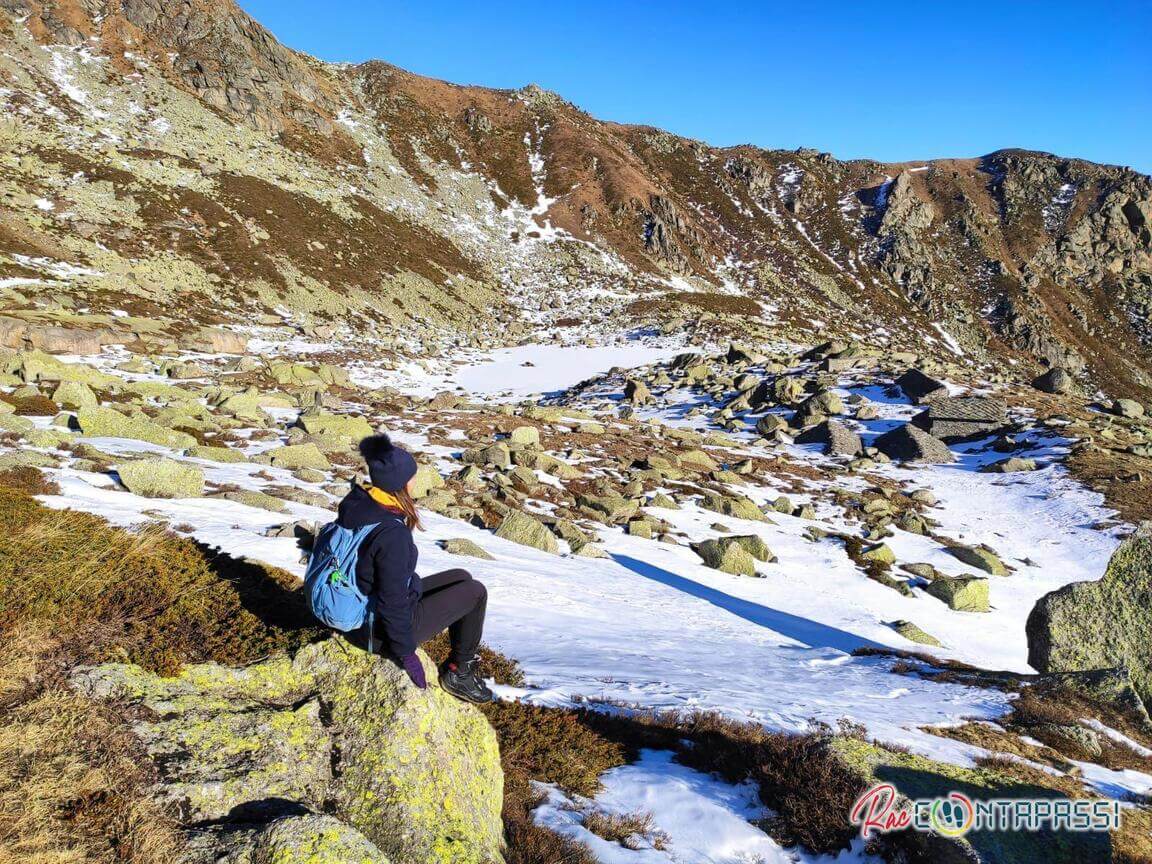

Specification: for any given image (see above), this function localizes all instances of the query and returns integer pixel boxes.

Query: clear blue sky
[238,0,1151,175]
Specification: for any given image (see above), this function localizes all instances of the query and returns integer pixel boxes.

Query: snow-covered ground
[534,749,877,863]
[350,338,691,399]
[22,339,1150,861]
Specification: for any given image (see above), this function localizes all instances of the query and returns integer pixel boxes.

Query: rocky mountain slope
[1,0,1150,397]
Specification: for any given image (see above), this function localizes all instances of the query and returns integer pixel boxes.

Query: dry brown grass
[0,393,59,416]
[581,809,667,850]
[0,485,323,674]
[0,624,182,864]
[0,466,59,496]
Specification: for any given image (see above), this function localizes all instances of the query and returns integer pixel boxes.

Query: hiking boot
[438,658,494,704]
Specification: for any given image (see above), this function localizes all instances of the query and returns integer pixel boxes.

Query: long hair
[392,485,423,531]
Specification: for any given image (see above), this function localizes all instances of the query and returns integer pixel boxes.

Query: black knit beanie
[358,434,418,491]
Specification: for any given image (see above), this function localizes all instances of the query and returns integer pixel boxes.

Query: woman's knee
[467,578,487,604]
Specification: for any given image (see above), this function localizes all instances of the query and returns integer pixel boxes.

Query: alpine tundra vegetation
[0,1,1150,863]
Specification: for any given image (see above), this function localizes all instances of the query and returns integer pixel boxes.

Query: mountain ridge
[1,0,1150,397]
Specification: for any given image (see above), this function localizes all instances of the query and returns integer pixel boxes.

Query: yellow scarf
[367,485,403,510]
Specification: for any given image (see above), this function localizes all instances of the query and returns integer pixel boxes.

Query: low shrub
[0,624,182,864]
[0,485,324,674]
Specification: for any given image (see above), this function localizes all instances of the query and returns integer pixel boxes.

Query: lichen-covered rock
[980,457,1038,473]
[297,412,374,441]
[692,537,759,576]
[1032,367,1073,394]
[924,574,989,612]
[624,378,652,405]
[51,380,98,409]
[494,510,558,553]
[442,537,495,560]
[247,814,392,864]
[0,449,59,469]
[117,458,205,498]
[0,413,34,433]
[889,620,941,646]
[700,492,768,522]
[409,463,445,499]
[677,449,718,472]
[947,544,1008,576]
[860,543,896,565]
[215,389,272,424]
[577,493,640,523]
[269,362,326,387]
[795,420,863,457]
[262,443,331,471]
[9,350,118,387]
[214,489,290,513]
[508,425,540,446]
[72,639,504,864]
[77,406,198,449]
[873,423,953,463]
[186,444,250,463]
[1027,527,1152,708]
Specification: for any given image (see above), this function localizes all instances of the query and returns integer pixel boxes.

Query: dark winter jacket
[336,484,421,656]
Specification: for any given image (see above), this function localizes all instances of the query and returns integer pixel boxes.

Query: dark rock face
[1032,367,1074,394]
[895,369,948,403]
[912,396,1008,442]
[1026,526,1152,710]
[873,423,954,463]
[795,420,863,457]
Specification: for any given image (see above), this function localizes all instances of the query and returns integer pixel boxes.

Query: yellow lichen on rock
[72,638,505,864]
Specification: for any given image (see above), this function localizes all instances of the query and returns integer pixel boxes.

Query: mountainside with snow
[2,0,1151,398]
[3,3,1152,864]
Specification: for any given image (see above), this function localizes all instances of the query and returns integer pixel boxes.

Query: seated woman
[336,434,492,704]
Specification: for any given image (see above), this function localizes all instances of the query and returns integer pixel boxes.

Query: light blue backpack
[305,521,382,651]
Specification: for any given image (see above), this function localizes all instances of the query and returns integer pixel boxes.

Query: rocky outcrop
[1027,526,1152,708]
[873,423,953,463]
[72,638,505,864]
[5,0,338,132]
[912,396,1008,442]
[117,457,205,498]
[184,813,391,864]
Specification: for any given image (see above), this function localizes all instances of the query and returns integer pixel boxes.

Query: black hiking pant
[411,569,487,664]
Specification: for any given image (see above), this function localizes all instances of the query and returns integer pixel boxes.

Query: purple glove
[400,653,427,689]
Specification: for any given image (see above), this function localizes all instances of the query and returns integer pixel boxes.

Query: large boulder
[873,423,953,463]
[51,380,98,409]
[947,543,1009,576]
[77,406,198,449]
[624,378,652,405]
[913,396,1008,442]
[895,368,947,403]
[494,510,558,553]
[1032,367,1073,395]
[297,412,375,442]
[691,536,769,575]
[117,458,205,498]
[924,574,989,612]
[179,326,249,354]
[409,463,446,499]
[190,814,391,864]
[1027,527,1152,708]
[8,350,118,387]
[795,420,863,457]
[72,639,504,864]
[261,443,331,471]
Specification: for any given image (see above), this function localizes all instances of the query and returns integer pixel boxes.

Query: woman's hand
[399,653,427,689]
